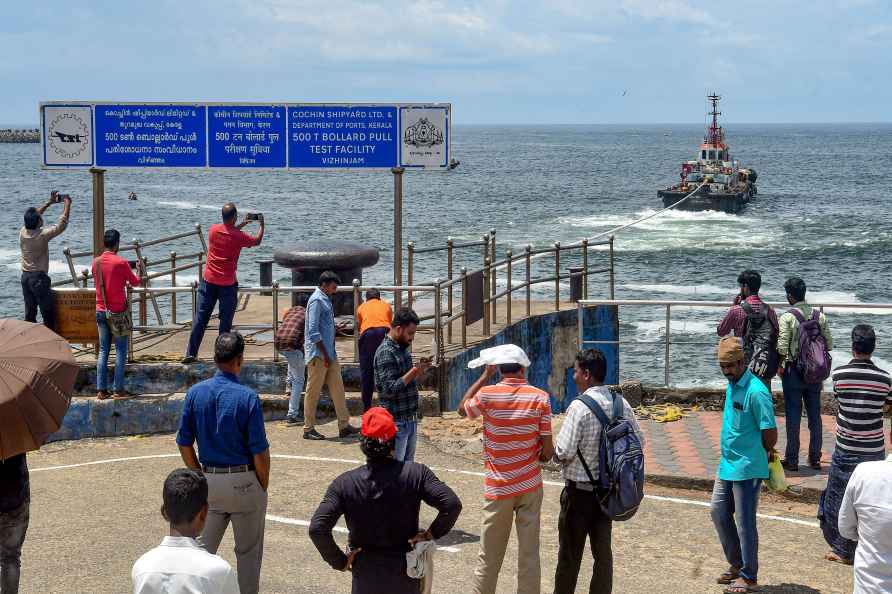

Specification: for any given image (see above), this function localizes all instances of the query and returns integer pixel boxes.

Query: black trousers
[358,327,388,411]
[21,271,55,329]
[553,485,613,594]
[351,550,420,594]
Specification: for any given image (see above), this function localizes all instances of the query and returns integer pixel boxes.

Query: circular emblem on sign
[47,112,91,160]
[404,118,444,148]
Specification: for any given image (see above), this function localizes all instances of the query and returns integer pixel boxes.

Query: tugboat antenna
[707,93,722,145]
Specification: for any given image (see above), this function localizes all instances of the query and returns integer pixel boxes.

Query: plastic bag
[767,452,788,492]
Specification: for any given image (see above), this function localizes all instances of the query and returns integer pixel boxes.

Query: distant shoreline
[0,128,39,143]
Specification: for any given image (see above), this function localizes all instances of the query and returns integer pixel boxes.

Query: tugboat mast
[706,93,722,145]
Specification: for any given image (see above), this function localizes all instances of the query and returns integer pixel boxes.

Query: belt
[566,479,595,492]
[202,464,255,474]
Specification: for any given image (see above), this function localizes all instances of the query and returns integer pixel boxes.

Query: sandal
[97,390,111,400]
[824,551,853,565]
[723,578,760,593]
[717,570,740,585]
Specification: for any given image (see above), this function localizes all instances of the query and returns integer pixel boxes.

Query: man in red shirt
[92,229,142,399]
[183,203,264,363]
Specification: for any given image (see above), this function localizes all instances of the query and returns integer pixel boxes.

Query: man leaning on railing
[182,202,264,364]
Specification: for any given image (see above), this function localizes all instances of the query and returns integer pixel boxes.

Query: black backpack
[741,301,778,379]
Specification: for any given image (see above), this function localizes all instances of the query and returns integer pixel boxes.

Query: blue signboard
[208,105,286,168]
[94,104,207,167]
[287,105,398,168]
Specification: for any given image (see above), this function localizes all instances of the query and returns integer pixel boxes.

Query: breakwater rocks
[0,129,39,143]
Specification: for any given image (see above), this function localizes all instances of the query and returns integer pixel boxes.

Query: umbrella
[0,319,77,460]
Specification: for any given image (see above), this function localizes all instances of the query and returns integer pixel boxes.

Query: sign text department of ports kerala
[39,102,451,170]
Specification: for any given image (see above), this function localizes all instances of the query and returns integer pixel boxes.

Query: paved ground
[22,419,852,593]
[637,412,875,493]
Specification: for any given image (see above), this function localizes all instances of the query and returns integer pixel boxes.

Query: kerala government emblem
[403,118,444,148]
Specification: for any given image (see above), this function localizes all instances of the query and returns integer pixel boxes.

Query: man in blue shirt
[176,332,271,594]
[711,336,778,594]
[303,271,359,441]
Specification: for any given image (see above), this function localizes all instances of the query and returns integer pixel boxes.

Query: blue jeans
[710,477,762,582]
[186,280,238,358]
[394,420,418,462]
[781,364,823,464]
[819,448,885,559]
[282,349,306,418]
[96,312,129,392]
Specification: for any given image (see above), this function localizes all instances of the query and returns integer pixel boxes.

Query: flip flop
[717,571,740,585]
[723,580,761,593]
[96,391,111,400]
[824,552,853,565]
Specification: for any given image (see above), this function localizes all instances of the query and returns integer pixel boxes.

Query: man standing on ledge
[356,288,393,411]
[182,202,263,364]
[20,191,71,329]
[374,307,430,461]
[712,336,777,594]
[176,332,271,594]
[303,271,360,440]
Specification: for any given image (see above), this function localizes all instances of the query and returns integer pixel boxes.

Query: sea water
[3,123,892,387]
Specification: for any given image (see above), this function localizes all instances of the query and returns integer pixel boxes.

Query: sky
[3,0,891,124]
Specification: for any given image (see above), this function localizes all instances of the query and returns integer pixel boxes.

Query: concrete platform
[22,419,853,593]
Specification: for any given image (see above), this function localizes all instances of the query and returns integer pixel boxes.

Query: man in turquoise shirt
[711,336,778,594]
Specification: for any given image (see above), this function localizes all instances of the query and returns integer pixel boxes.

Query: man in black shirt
[0,454,29,594]
[309,407,462,594]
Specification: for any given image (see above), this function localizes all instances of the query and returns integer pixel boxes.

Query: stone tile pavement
[639,412,842,493]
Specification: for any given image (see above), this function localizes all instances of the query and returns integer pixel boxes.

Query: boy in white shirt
[133,469,239,594]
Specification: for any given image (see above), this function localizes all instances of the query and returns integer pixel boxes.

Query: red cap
[361,407,397,441]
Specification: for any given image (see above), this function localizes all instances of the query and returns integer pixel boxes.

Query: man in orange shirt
[355,289,393,411]
[458,344,553,594]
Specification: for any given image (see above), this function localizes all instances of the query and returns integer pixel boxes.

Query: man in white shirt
[552,349,644,594]
[133,468,239,594]
[839,453,892,594]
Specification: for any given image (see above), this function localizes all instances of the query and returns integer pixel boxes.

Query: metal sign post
[90,168,105,257]
[392,166,405,308]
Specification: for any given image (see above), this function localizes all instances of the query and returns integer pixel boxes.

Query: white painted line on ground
[265,514,461,553]
[30,453,820,529]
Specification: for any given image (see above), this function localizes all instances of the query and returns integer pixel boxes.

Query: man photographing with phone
[182,202,264,364]
[20,190,72,329]
[373,308,429,462]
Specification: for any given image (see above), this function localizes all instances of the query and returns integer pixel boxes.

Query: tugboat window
[701,150,707,159]
[709,150,716,160]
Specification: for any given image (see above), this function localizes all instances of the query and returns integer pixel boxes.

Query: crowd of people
[3,197,892,593]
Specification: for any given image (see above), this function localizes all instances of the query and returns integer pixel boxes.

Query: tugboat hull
[658,188,751,214]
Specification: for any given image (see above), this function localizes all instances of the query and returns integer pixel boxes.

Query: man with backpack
[712,336,777,594]
[777,277,833,472]
[551,349,644,594]
[717,270,779,388]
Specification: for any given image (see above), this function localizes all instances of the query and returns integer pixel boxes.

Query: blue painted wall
[443,305,618,413]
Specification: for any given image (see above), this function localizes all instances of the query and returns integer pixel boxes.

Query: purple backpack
[789,308,831,384]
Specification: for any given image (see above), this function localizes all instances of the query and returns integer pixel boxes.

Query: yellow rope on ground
[634,404,700,423]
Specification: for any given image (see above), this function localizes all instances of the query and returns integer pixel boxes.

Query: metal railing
[409,229,616,350]
[55,225,208,327]
[577,298,892,386]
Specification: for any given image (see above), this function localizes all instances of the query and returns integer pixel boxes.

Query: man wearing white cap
[458,344,553,594]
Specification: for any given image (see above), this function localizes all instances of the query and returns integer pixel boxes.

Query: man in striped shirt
[458,344,553,594]
[819,324,892,565]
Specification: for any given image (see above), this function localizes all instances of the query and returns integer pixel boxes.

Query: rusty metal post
[272,281,280,362]
[460,267,468,348]
[195,223,208,254]
[525,244,532,318]
[433,279,442,365]
[554,242,561,311]
[483,257,491,336]
[489,228,497,322]
[63,247,79,286]
[133,240,148,326]
[170,251,177,324]
[90,168,106,258]
[506,249,513,326]
[407,241,414,308]
[447,237,454,344]
[582,239,589,300]
[127,285,134,363]
[609,235,616,300]
[353,279,361,363]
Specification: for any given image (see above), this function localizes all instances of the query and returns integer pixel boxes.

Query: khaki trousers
[472,487,543,594]
[304,357,350,431]
[199,471,268,594]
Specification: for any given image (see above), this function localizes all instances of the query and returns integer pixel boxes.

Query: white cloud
[620,0,714,26]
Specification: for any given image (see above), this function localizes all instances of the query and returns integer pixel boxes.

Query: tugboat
[658,94,757,213]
